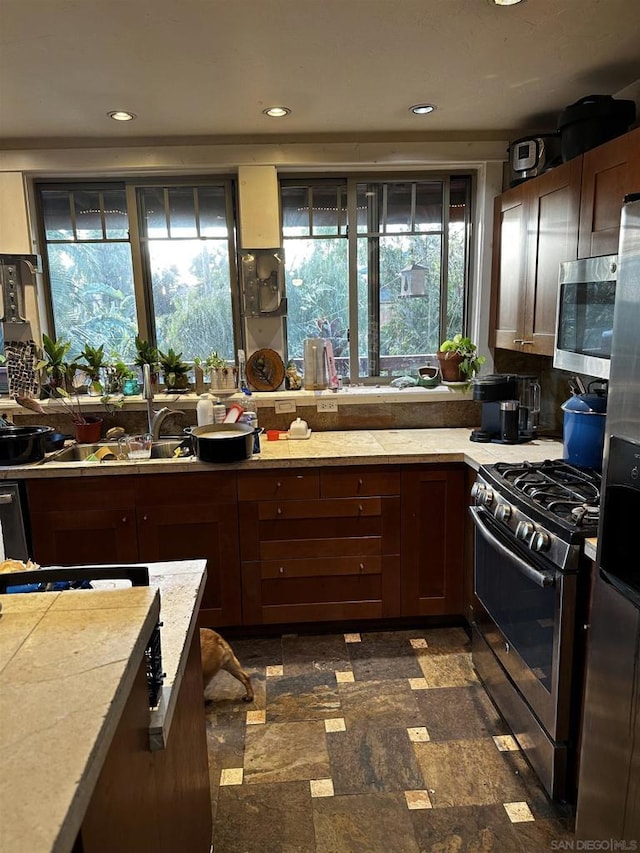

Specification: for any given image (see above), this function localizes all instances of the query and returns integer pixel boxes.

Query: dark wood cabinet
[491,157,582,356]
[578,126,640,258]
[27,472,242,627]
[78,628,212,853]
[135,474,241,627]
[238,467,402,624]
[27,461,468,627]
[401,465,466,617]
[27,477,139,565]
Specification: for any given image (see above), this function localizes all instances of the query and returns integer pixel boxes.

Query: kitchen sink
[47,438,188,463]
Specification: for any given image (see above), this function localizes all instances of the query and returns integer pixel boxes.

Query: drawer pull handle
[359,562,365,571]
[122,516,127,523]
[142,515,148,522]
[358,504,363,513]
[358,479,364,487]
[513,338,524,345]
[279,566,284,574]
[277,507,282,515]
[521,340,534,346]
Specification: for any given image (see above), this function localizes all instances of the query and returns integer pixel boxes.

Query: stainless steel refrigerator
[576,193,640,842]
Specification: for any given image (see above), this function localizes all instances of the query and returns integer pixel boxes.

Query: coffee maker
[470,374,540,444]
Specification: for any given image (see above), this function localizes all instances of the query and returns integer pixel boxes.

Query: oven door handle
[470,506,556,589]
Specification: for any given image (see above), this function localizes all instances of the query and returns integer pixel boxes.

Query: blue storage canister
[561,393,607,471]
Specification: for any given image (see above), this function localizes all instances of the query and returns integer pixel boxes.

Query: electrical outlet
[275,399,296,414]
[317,398,338,413]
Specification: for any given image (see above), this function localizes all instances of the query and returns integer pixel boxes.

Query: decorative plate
[245,348,286,392]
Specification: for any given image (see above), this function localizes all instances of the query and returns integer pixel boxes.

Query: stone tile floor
[205,627,575,853]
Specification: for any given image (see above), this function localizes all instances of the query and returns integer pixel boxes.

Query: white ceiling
[1,0,639,146]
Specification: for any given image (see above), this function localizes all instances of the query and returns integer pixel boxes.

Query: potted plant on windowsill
[437,334,485,383]
[78,344,107,396]
[205,351,237,392]
[134,336,160,392]
[37,334,73,398]
[159,347,190,392]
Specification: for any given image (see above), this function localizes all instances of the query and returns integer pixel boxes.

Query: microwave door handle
[469,506,556,589]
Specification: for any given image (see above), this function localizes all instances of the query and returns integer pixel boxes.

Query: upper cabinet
[491,157,582,356]
[578,126,640,258]
[491,126,640,354]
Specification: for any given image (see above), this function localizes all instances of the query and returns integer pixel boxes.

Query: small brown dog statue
[200,628,254,702]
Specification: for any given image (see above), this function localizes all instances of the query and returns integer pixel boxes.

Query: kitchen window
[36,180,239,362]
[281,175,472,380]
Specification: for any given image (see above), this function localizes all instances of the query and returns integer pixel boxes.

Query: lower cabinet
[27,473,242,627]
[77,628,212,853]
[400,465,466,617]
[238,467,402,624]
[26,461,467,627]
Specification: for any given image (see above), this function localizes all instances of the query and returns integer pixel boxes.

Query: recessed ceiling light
[410,104,436,115]
[107,110,136,121]
[489,0,525,6]
[262,106,291,118]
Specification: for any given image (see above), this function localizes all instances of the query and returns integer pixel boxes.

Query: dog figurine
[200,628,254,702]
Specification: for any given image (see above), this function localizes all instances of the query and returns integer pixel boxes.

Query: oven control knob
[495,503,512,522]
[480,487,494,506]
[470,482,484,501]
[531,530,551,552]
[516,520,534,541]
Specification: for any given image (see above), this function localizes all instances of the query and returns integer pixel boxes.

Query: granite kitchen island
[0,559,212,853]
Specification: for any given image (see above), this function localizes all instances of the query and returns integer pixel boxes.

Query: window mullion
[69,191,78,241]
[127,183,154,344]
[440,178,450,345]
[347,180,360,382]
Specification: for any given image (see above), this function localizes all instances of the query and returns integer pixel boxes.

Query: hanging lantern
[399,262,427,297]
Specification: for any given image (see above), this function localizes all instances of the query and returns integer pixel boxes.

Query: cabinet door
[401,466,465,616]
[491,160,581,355]
[523,157,582,355]
[27,477,138,565]
[490,188,527,350]
[579,127,640,258]
[135,474,241,627]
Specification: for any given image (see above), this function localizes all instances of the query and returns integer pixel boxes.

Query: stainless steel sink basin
[47,439,187,463]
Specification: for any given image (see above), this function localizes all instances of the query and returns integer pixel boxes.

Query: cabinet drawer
[237,470,319,501]
[258,496,381,520]
[261,535,382,561]
[27,476,135,512]
[320,467,401,497]
[260,555,382,579]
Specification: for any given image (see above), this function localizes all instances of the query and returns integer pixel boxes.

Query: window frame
[280,171,474,383]
[34,176,241,360]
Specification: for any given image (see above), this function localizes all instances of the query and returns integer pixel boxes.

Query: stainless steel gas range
[470,460,600,803]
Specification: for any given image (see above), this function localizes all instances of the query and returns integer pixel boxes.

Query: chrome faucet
[142,363,183,441]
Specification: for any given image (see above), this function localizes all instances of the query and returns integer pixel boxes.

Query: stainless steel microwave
[554,254,617,379]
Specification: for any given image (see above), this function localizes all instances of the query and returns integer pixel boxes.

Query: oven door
[470,506,577,741]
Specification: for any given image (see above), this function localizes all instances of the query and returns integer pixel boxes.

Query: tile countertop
[1,428,566,478]
[0,558,207,853]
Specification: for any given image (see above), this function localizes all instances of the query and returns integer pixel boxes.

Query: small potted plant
[78,344,107,396]
[134,336,160,391]
[111,358,138,395]
[205,351,237,392]
[437,334,485,383]
[159,347,190,391]
[37,334,73,397]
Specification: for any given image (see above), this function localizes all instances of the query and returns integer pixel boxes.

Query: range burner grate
[492,460,601,527]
